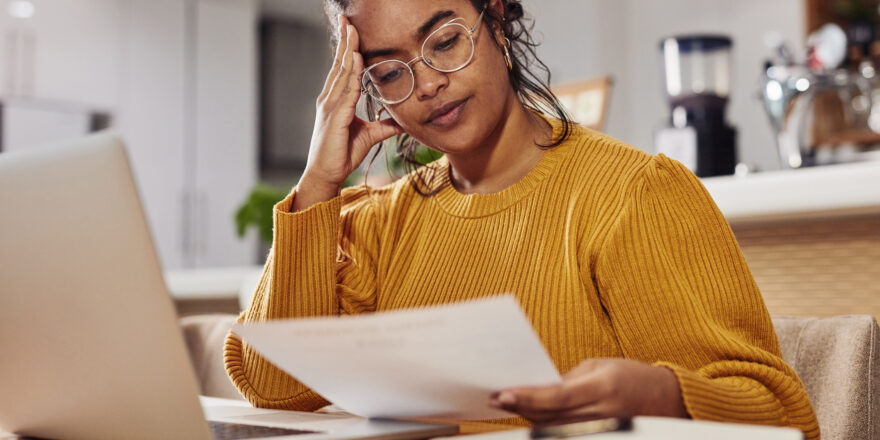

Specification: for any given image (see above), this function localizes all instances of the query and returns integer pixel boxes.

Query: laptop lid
[0,132,213,440]
[0,132,460,440]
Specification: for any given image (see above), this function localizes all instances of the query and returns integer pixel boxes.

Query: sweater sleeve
[593,154,820,439]
[224,185,386,409]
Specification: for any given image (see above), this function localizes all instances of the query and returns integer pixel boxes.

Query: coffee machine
[655,35,738,177]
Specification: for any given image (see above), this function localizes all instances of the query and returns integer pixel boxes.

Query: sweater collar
[430,115,569,218]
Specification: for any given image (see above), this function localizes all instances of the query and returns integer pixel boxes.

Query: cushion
[179,314,243,400]
[773,315,880,440]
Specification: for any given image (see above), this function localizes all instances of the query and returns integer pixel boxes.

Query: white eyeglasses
[361,9,486,105]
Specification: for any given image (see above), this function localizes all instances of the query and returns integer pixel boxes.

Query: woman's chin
[423,139,478,157]
[423,128,487,157]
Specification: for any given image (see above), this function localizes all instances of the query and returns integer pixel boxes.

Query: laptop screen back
[0,132,212,440]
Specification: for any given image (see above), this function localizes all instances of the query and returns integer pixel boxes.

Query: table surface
[1,411,805,440]
[434,416,805,439]
[196,397,803,440]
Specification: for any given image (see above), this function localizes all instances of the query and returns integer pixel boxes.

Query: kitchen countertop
[701,160,880,224]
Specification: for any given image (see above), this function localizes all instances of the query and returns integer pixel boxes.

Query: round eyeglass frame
[360,8,486,105]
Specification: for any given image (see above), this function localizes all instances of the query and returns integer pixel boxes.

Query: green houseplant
[235,143,442,245]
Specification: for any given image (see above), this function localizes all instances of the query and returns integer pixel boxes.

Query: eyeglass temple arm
[470,8,486,36]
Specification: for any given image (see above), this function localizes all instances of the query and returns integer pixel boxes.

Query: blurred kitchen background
[0,0,877,318]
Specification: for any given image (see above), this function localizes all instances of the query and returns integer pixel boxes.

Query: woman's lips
[426,98,469,128]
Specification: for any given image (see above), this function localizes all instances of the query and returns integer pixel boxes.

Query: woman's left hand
[489,358,689,423]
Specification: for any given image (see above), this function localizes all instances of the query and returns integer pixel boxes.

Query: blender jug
[656,35,738,177]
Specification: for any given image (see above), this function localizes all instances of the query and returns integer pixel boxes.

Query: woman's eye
[377,68,403,84]
[434,34,460,52]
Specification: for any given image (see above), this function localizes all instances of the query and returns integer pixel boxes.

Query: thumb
[356,117,406,151]
[349,117,406,163]
[370,117,406,142]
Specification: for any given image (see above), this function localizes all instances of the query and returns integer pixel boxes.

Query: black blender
[655,35,738,177]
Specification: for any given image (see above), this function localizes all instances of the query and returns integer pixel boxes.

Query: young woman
[225,0,820,437]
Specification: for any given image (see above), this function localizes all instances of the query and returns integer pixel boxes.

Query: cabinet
[119,0,258,270]
[191,0,259,268]
[0,0,258,270]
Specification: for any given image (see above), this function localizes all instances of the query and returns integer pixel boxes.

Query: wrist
[655,365,689,419]
[291,173,343,213]
[299,172,343,196]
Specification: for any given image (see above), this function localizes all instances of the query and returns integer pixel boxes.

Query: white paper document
[232,295,562,420]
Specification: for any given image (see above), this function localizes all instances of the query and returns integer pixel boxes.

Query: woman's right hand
[294,15,405,212]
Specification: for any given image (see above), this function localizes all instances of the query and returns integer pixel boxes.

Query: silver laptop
[0,132,458,440]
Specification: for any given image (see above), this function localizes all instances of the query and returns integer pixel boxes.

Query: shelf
[701,160,880,224]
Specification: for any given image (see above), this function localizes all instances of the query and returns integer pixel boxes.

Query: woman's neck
[445,97,553,195]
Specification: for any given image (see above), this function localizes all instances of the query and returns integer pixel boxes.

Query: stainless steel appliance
[759,24,880,169]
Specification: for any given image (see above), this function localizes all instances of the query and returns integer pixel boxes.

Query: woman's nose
[412,60,448,101]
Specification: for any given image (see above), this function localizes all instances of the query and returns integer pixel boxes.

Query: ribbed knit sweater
[224,122,820,439]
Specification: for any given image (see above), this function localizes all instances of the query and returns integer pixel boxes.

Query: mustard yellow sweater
[225,122,819,439]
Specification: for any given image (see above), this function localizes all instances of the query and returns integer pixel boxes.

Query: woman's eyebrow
[415,10,455,40]
[361,10,456,65]
[361,48,397,65]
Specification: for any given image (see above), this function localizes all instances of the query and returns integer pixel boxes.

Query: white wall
[0,0,122,107]
[527,0,805,172]
[521,0,631,143]
[1,0,259,270]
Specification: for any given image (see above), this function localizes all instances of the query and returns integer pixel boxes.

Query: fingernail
[498,391,516,405]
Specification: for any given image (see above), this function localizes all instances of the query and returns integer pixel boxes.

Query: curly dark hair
[323,0,574,195]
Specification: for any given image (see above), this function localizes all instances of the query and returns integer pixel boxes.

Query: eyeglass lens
[363,23,474,103]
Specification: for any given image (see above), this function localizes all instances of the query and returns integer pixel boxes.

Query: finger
[342,29,363,106]
[329,16,350,80]
[495,374,605,413]
[515,404,610,424]
[493,385,576,412]
[562,358,603,380]
[347,20,360,54]
[342,51,364,107]
[326,24,356,104]
[319,15,350,102]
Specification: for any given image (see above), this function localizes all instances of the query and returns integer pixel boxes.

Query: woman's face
[347,0,514,155]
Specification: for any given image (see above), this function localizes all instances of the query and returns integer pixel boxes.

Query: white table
[434,416,804,439]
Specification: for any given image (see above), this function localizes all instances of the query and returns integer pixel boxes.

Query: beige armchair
[773,315,879,440]
[180,314,880,439]
[180,314,242,400]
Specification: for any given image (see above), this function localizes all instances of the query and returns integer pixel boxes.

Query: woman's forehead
[349,0,474,51]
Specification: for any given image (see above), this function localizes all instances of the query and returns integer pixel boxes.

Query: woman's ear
[486,0,507,46]
[487,0,505,21]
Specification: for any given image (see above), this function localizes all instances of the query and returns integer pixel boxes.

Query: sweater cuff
[654,361,789,426]
[267,189,345,319]
[225,331,330,410]
[273,188,344,219]
[272,189,344,249]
